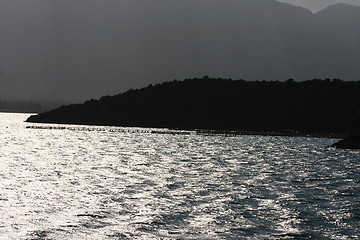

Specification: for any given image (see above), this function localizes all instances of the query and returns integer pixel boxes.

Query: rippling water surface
[0,113,359,239]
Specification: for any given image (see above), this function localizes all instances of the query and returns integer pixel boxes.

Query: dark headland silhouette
[332,135,360,149]
[26,77,360,140]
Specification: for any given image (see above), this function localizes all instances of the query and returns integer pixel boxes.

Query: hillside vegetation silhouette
[26,77,360,135]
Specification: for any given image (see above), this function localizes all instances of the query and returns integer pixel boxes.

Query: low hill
[26,77,360,135]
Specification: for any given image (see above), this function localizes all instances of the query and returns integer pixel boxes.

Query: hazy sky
[0,0,359,102]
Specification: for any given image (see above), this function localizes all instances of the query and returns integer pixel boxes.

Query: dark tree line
[27,77,360,135]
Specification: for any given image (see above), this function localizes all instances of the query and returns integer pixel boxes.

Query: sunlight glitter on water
[0,113,360,239]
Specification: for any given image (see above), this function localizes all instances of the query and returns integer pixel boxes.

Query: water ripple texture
[0,113,359,239]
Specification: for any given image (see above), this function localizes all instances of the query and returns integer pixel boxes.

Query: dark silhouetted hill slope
[26,77,360,135]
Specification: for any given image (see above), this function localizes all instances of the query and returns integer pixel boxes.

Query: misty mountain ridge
[1,0,359,101]
[316,3,360,20]
[277,0,360,12]
[0,99,69,113]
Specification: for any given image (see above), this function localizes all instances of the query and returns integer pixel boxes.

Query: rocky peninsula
[26,77,360,138]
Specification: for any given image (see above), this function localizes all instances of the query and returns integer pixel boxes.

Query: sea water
[0,112,359,239]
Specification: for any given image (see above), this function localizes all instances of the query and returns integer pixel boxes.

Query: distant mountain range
[1,0,360,101]
[278,0,360,12]
[26,77,360,136]
[0,100,67,113]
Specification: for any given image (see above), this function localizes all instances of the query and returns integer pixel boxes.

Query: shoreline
[25,123,345,139]
[194,129,345,139]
